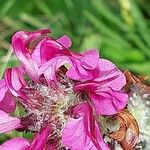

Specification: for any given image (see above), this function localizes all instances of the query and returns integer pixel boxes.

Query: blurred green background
[0,0,150,78]
[0,0,150,144]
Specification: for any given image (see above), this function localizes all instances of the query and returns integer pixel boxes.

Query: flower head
[0,29,128,150]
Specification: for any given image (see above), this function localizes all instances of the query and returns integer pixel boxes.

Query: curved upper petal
[12,35,40,81]
[38,54,94,83]
[62,102,109,150]
[0,138,30,150]
[39,37,66,64]
[0,110,20,133]
[56,35,72,48]
[80,49,99,70]
[12,29,100,83]
[12,29,51,62]
[12,29,51,81]
[12,29,51,54]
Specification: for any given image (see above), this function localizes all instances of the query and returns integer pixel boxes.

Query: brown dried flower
[109,109,139,150]
[124,69,150,93]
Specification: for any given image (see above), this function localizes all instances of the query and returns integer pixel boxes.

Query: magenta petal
[0,79,16,113]
[57,35,72,48]
[28,126,50,150]
[0,79,8,102]
[94,59,126,90]
[0,110,20,133]
[62,102,109,150]
[5,68,26,98]
[38,56,71,82]
[31,37,48,65]
[12,29,50,51]
[66,61,93,81]
[12,36,39,80]
[75,82,98,92]
[12,36,36,67]
[81,49,99,70]
[40,38,64,64]
[109,90,128,110]
[0,92,16,113]
[12,30,50,81]
[66,49,99,81]
[31,29,51,35]
[66,65,84,81]
[63,117,98,150]
[91,89,128,115]
[0,138,30,150]
[74,59,126,91]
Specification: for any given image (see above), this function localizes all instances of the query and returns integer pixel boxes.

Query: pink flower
[0,29,128,149]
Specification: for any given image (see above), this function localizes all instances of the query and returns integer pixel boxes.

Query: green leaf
[130,0,150,47]
[0,0,16,18]
[119,61,150,75]
[84,10,130,48]
[92,0,129,31]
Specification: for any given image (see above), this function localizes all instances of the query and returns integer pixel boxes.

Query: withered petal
[124,70,150,93]
[109,109,139,150]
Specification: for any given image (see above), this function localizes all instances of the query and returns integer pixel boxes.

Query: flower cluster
[0,29,128,150]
